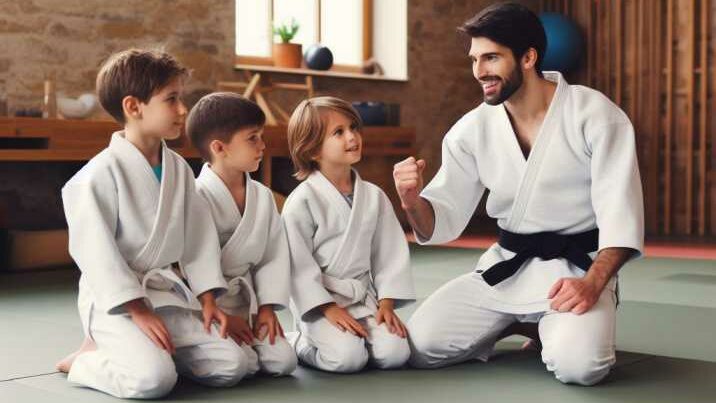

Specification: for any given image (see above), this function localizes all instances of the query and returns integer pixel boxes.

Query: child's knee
[258,339,298,376]
[123,353,177,398]
[371,335,410,369]
[193,342,250,387]
[321,340,369,373]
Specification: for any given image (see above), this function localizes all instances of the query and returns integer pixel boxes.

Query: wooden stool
[218,71,315,126]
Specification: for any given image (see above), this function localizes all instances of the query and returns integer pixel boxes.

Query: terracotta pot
[273,43,303,68]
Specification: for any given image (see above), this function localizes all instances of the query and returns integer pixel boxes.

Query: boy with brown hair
[56,49,249,399]
[282,96,415,373]
[187,92,297,377]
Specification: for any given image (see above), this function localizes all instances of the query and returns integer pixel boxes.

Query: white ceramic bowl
[57,93,98,119]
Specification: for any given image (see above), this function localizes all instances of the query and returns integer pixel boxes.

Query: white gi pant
[407,272,617,386]
[68,299,250,399]
[294,316,411,373]
[230,311,297,377]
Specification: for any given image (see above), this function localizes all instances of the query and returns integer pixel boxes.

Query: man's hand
[375,299,407,338]
[198,291,228,338]
[226,314,255,346]
[548,277,601,315]
[320,303,368,338]
[126,299,176,354]
[253,305,285,345]
[393,157,426,210]
[549,247,634,315]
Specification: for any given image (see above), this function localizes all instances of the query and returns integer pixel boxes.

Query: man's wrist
[584,268,610,291]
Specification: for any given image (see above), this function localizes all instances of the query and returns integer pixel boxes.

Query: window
[235,0,407,80]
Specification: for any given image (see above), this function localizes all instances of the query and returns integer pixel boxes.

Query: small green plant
[273,18,300,43]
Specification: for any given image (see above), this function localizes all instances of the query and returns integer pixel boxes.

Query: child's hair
[287,96,363,180]
[96,48,189,124]
[186,92,266,162]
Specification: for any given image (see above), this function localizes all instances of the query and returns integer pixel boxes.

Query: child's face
[213,125,265,173]
[315,110,362,169]
[135,77,187,140]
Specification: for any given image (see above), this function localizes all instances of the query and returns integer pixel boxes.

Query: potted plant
[272,19,302,68]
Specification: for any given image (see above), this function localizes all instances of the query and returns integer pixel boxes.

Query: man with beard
[393,3,643,385]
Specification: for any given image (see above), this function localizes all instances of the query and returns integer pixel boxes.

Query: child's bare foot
[56,337,96,373]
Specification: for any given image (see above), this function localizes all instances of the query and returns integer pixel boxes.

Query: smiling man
[393,3,644,385]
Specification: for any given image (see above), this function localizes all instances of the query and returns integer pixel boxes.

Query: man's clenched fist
[393,157,426,210]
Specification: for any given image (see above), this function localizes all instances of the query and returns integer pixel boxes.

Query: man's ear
[122,95,142,121]
[521,47,538,71]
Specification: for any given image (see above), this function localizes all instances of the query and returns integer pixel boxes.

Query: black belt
[481,228,599,286]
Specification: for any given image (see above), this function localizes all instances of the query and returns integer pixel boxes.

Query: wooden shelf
[233,64,408,82]
[0,117,416,188]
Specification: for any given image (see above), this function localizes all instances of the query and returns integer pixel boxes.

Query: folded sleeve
[370,190,416,309]
[282,195,334,321]
[420,120,486,245]
[586,120,645,258]
[62,176,145,314]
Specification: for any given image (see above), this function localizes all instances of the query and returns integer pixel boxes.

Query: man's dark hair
[459,2,547,76]
[186,92,266,162]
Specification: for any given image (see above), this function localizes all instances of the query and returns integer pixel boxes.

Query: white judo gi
[62,132,249,399]
[407,72,644,385]
[196,164,297,377]
[283,170,416,373]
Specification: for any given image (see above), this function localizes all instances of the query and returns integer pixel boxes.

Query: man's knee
[543,348,614,386]
[406,320,448,369]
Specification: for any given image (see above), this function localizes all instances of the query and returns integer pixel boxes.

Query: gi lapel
[503,72,567,231]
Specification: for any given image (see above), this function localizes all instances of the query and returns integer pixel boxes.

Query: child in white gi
[283,96,416,373]
[187,92,297,377]
[56,49,249,399]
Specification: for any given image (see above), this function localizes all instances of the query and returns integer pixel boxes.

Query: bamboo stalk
[685,0,695,235]
[664,0,674,234]
[698,0,709,235]
[615,0,623,105]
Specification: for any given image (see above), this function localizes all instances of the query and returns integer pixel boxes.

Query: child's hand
[376,299,408,338]
[198,291,228,338]
[253,305,284,345]
[320,303,368,338]
[126,299,176,354]
[227,314,255,346]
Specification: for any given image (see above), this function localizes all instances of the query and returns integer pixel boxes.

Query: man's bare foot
[56,337,96,373]
[498,322,542,351]
[520,338,542,351]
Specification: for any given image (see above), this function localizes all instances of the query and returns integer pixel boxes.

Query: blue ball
[539,13,584,73]
[304,44,334,70]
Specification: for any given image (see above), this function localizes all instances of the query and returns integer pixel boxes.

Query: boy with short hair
[57,49,249,399]
[187,92,297,377]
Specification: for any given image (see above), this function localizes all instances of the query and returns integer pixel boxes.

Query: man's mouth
[481,81,499,95]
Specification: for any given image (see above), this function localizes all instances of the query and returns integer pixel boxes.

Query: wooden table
[0,117,416,188]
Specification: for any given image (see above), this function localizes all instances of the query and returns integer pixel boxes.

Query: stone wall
[0,0,539,230]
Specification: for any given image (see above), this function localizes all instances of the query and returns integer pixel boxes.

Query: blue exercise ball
[304,44,334,70]
[539,12,584,73]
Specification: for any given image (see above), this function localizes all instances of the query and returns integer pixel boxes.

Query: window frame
[235,0,373,73]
